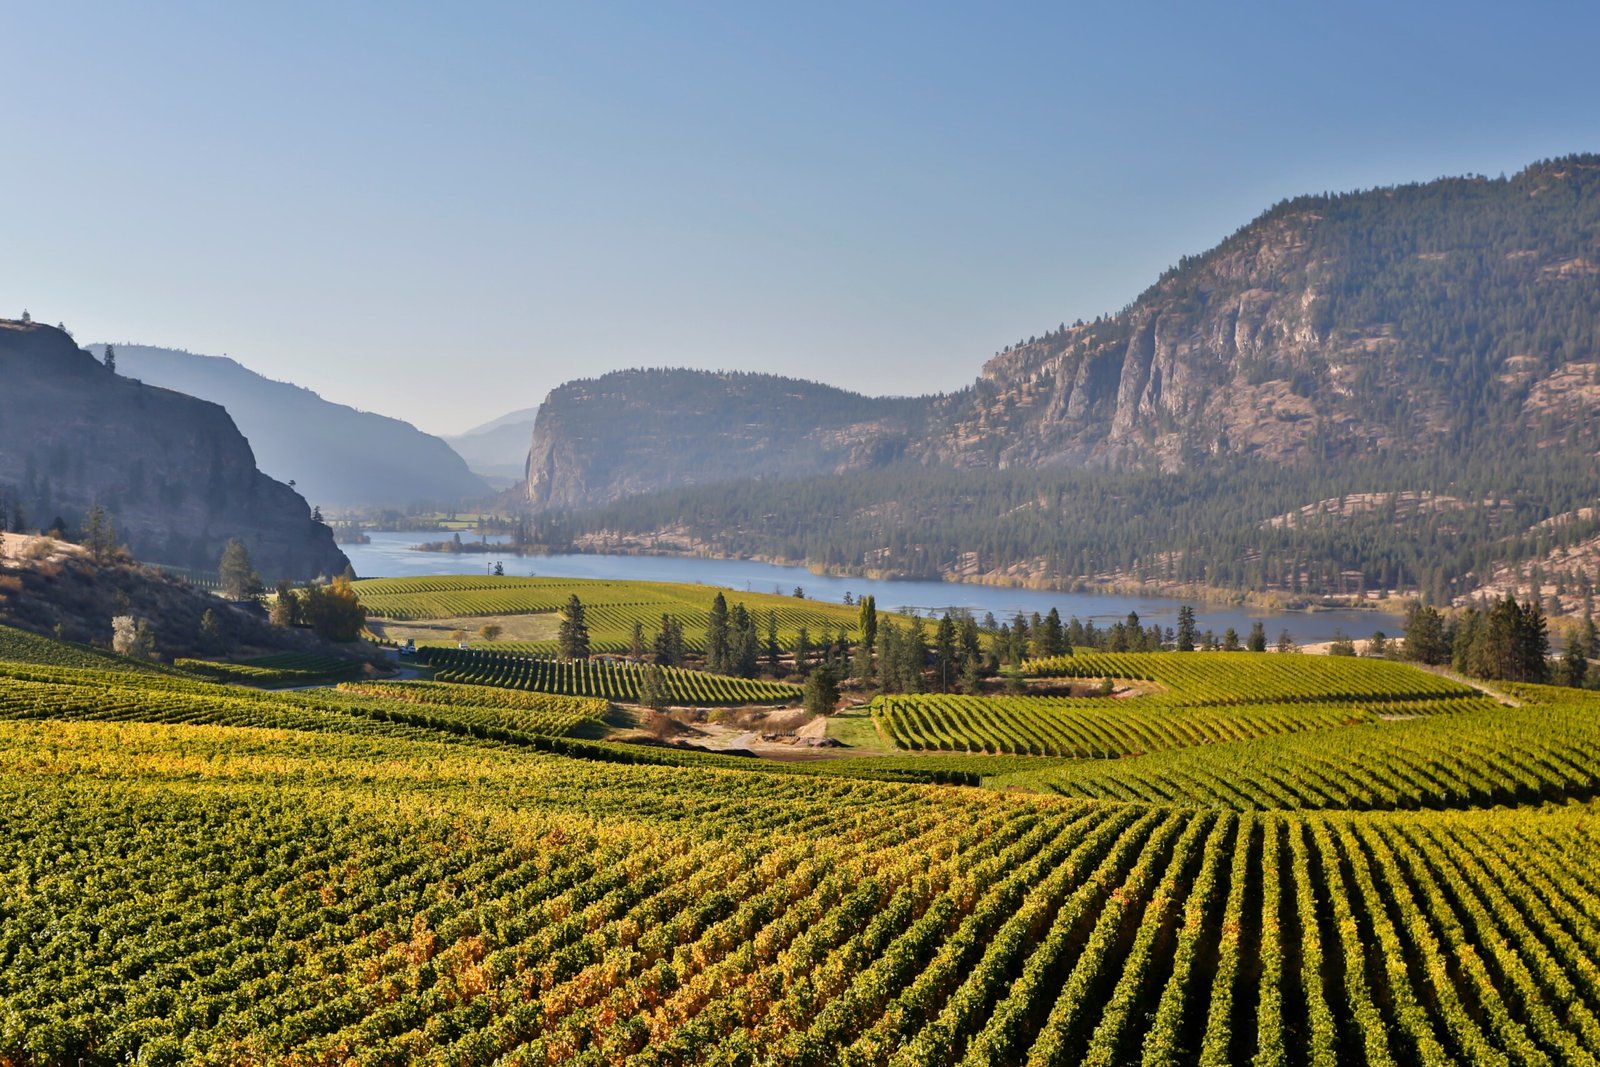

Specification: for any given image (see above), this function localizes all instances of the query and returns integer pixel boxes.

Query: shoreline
[433,538,1411,618]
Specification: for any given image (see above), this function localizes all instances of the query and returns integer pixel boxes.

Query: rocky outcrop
[525,369,935,510]
[0,321,348,580]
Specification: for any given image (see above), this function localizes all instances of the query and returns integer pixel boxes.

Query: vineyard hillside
[3,625,1600,1063]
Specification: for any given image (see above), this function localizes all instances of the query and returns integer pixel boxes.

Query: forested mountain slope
[933,155,1600,470]
[524,156,1600,608]
[95,344,489,509]
[525,369,936,509]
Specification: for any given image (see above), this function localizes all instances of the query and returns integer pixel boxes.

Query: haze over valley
[4,5,1600,1064]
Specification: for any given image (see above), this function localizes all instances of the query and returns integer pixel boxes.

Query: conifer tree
[557,594,590,661]
[1171,604,1196,655]
[706,593,730,673]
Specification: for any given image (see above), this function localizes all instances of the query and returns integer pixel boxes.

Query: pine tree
[706,593,730,674]
[1247,621,1267,653]
[637,664,670,711]
[218,539,263,600]
[1403,603,1448,665]
[766,611,780,672]
[103,344,116,373]
[802,666,840,716]
[1038,608,1064,657]
[934,612,958,692]
[1559,640,1588,689]
[557,595,590,661]
[198,608,222,652]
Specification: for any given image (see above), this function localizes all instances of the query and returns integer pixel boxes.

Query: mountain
[518,156,1600,610]
[444,407,540,485]
[92,344,489,509]
[0,321,348,580]
[524,156,1600,516]
[929,155,1600,471]
[524,369,936,510]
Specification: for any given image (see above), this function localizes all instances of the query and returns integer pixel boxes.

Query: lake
[341,531,1396,644]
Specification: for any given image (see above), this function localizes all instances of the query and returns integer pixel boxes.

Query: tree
[197,608,222,653]
[706,593,730,674]
[729,603,758,677]
[218,539,263,601]
[653,614,685,667]
[1559,640,1589,690]
[1366,631,1389,658]
[301,576,365,641]
[637,663,670,711]
[1402,603,1449,665]
[1246,621,1267,653]
[111,615,155,659]
[80,504,116,562]
[492,561,505,577]
[794,626,811,673]
[103,344,115,373]
[802,666,840,716]
[478,623,503,642]
[1328,630,1357,656]
[858,595,878,660]
[792,586,805,599]
[557,595,590,661]
[630,620,646,660]
[1222,627,1241,652]
[934,612,958,692]
[765,611,780,672]
[1038,608,1065,658]
[269,580,299,627]
[1276,629,1297,653]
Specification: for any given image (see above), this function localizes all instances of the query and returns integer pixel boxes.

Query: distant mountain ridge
[444,407,540,485]
[93,344,489,510]
[524,369,936,510]
[524,155,1600,511]
[0,322,347,580]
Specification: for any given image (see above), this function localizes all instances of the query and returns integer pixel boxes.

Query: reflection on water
[342,531,1395,644]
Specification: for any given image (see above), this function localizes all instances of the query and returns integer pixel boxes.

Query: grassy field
[2,628,1599,1064]
[353,574,872,655]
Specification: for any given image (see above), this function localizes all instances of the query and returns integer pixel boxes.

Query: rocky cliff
[930,157,1600,470]
[521,155,1600,507]
[0,321,349,580]
[525,369,935,510]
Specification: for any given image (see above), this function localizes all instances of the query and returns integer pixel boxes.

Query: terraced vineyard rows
[993,694,1600,810]
[353,575,868,654]
[1022,650,1478,705]
[420,646,802,705]
[173,652,366,687]
[872,691,1495,757]
[2,714,1598,1064]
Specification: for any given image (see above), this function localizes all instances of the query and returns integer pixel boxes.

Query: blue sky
[3,2,1597,435]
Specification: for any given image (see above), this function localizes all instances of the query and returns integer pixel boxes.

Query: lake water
[342,530,1395,644]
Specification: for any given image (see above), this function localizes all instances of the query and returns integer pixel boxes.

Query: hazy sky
[4,2,1597,436]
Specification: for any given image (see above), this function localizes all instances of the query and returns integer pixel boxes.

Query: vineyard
[353,575,870,654]
[3,627,1600,1064]
[872,692,1496,758]
[420,646,803,706]
[874,653,1491,758]
[173,652,367,687]
[1021,650,1480,705]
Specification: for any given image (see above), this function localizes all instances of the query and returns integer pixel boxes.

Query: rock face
[0,322,348,580]
[525,369,935,510]
[95,344,489,509]
[521,156,1600,507]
